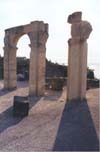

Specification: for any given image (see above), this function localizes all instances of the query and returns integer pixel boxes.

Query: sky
[0,0,100,67]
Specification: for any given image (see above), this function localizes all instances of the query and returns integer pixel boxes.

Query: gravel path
[0,81,99,151]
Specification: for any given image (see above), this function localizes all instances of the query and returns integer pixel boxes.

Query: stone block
[68,12,82,24]
[71,21,92,40]
[13,96,29,117]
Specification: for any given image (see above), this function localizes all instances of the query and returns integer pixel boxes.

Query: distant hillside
[0,56,96,80]
[46,59,67,77]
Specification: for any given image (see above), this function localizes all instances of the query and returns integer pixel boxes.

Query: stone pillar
[67,12,92,101]
[29,44,47,96]
[37,45,46,95]
[4,47,17,90]
[29,22,48,96]
[29,44,39,96]
[37,28,48,96]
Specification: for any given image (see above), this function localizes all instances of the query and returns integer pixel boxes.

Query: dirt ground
[0,81,99,151]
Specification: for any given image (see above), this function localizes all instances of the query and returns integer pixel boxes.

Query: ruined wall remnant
[67,12,92,100]
[4,21,49,96]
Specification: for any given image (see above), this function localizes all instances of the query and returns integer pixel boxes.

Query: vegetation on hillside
[0,56,97,80]
[0,56,99,89]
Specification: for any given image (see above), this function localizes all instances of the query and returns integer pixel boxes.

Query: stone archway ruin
[3,21,49,96]
[3,12,92,100]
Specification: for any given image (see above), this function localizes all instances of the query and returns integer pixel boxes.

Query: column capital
[3,46,18,51]
[29,43,46,50]
[29,43,38,48]
[68,38,86,46]
[68,12,92,41]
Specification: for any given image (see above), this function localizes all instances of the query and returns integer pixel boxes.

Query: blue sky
[0,0,100,66]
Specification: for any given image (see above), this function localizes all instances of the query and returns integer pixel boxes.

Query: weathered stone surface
[67,12,92,100]
[13,96,29,117]
[4,21,49,96]
[71,21,92,40]
[68,12,82,24]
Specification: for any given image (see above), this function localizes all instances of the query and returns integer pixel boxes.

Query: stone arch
[16,34,30,85]
[4,21,49,96]
[17,35,30,59]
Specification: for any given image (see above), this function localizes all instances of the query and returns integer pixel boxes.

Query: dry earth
[0,81,99,151]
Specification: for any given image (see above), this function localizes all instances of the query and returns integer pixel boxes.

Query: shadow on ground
[0,89,14,97]
[53,99,99,151]
[0,81,28,97]
[0,96,41,133]
[0,89,62,134]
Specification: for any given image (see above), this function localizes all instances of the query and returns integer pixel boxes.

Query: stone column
[29,22,48,96]
[29,44,39,96]
[29,35,46,96]
[29,44,46,96]
[67,12,92,101]
[4,47,17,90]
[37,45,46,95]
[37,29,48,96]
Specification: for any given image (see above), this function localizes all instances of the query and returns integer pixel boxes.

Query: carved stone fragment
[68,11,82,24]
[71,21,92,40]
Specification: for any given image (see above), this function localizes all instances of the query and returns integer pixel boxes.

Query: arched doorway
[3,21,48,96]
[17,35,30,88]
